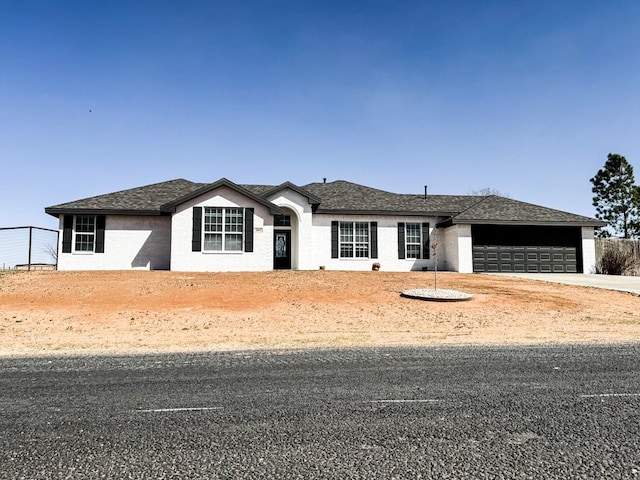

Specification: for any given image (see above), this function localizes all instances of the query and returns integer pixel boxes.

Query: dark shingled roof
[45,179,205,215]
[450,195,603,226]
[45,177,604,226]
[301,180,481,215]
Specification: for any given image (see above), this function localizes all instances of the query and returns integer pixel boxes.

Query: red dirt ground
[1,270,638,356]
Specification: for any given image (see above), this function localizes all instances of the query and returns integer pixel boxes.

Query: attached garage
[472,225,582,273]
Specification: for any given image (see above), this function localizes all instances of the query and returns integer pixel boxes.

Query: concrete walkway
[488,273,640,295]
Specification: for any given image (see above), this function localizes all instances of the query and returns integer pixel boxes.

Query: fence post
[28,226,33,271]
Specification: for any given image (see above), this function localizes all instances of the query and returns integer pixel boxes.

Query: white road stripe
[579,393,640,398]
[138,407,223,413]
[368,399,439,403]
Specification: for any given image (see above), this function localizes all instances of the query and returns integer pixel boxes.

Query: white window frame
[73,215,96,253]
[405,222,422,259]
[339,221,370,258]
[203,207,244,252]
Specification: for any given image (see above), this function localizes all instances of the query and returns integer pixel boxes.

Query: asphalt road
[1,345,639,479]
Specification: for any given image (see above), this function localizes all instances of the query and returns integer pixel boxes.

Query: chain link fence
[0,226,59,271]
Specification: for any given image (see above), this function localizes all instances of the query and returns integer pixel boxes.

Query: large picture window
[74,215,96,252]
[339,221,370,258]
[203,207,244,251]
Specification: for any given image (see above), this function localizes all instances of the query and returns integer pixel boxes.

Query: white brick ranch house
[45,178,605,274]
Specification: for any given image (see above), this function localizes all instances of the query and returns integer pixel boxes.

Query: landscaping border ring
[400,288,473,302]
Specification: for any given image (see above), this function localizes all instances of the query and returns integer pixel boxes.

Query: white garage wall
[57,215,171,271]
[581,227,597,274]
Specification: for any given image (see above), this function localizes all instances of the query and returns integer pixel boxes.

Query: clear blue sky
[1,0,639,230]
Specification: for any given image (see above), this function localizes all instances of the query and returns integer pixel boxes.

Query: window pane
[340,222,353,242]
[75,233,94,252]
[225,208,243,233]
[204,208,222,233]
[74,216,95,252]
[406,223,421,243]
[406,245,421,259]
[405,223,421,259]
[204,233,222,251]
[275,215,291,226]
[340,244,354,258]
[354,222,369,257]
[203,208,244,251]
[339,221,369,258]
[76,215,95,233]
[355,222,369,243]
[225,234,242,251]
[355,244,368,258]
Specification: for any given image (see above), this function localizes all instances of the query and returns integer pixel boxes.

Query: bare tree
[468,187,510,198]
[43,243,58,265]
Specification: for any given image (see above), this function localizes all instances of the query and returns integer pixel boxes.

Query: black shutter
[192,207,202,252]
[370,222,378,259]
[95,215,106,253]
[244,208,254,252]
[62,215,73,253]
[422,222,430,259]
[397,222,405,259]
[331,221,339,258]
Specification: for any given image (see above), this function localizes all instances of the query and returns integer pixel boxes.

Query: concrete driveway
[489,273,640,295]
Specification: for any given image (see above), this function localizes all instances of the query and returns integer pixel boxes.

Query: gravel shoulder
[1,270,639,356]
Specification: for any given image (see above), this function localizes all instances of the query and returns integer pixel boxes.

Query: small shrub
[595,244,637,275]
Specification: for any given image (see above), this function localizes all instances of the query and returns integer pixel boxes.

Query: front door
[274,230,292,270]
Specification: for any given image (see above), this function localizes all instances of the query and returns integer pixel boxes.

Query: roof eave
[450,219,606,227]
[44,208,164,217]
[314,209,460,216]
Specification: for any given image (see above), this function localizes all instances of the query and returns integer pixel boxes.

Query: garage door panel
[472,245,577,273]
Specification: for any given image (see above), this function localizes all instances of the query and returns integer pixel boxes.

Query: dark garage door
[473,245,577,273]
[472,225,582,273]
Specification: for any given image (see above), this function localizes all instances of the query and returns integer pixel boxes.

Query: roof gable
[160,178,282,214]
[262,182,322,205]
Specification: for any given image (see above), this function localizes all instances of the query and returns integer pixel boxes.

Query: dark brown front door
[274,230,292,270]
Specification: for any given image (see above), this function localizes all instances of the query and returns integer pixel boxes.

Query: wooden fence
[595,238,640,275]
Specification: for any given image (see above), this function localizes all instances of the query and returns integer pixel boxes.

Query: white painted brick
[581,227,597,274]
[57,215,171,270]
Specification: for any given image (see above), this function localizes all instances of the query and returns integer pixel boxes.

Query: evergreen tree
[590,153,640,238]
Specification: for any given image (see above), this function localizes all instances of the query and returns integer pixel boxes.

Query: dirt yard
[1,270,639,356]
